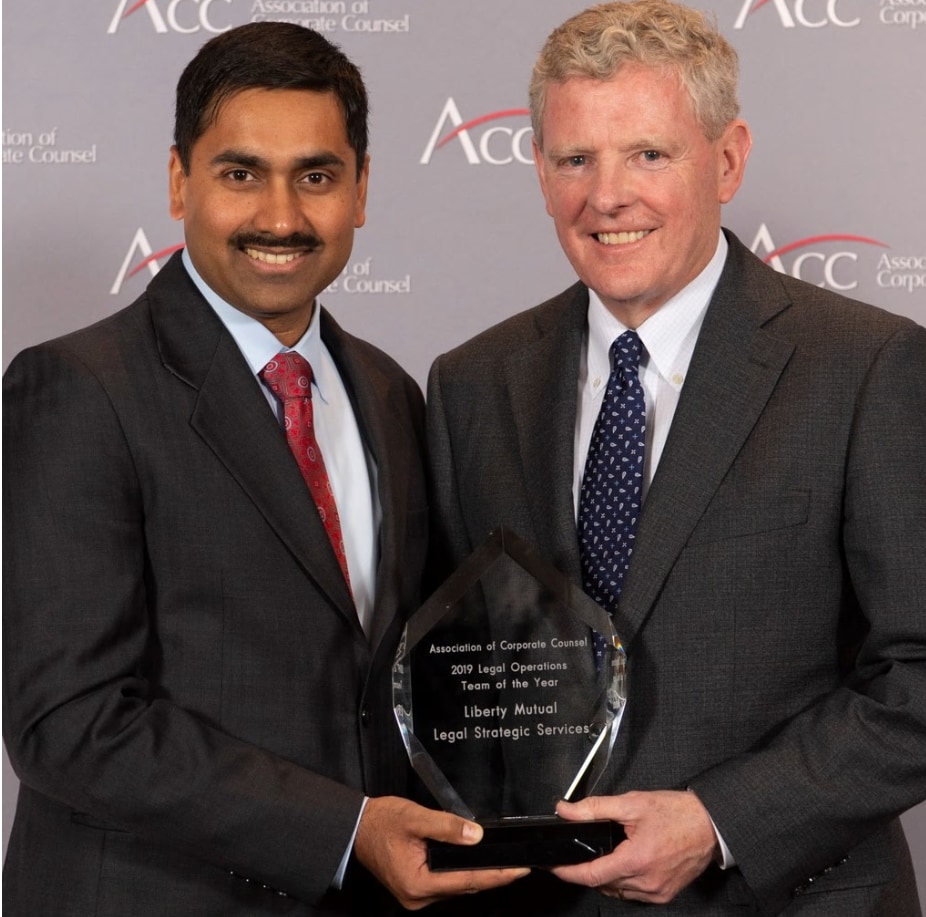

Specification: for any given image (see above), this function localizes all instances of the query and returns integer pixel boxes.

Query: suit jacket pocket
[686,488,810,546]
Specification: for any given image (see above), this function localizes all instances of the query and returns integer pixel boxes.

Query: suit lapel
[504,284,588,577]
[321,310,413,652]
[617,234,795,645]
[148,254,356,624]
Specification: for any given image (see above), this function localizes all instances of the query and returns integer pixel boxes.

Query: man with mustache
[2,22,524,916]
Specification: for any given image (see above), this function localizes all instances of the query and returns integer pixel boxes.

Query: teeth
[596,230,650,245]
[245,248,299,264]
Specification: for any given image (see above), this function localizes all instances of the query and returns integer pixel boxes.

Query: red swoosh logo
[763,234,888,264]
[436,109,530,149]
[123,0,151,16]
[127,244,185,278]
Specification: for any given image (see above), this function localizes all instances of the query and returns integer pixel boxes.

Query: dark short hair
[174,22,368,177]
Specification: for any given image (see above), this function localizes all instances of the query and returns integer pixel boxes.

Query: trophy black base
[427,816,620,870]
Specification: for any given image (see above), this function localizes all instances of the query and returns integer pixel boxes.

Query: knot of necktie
[611,329,643,381]
[260,351,313,401]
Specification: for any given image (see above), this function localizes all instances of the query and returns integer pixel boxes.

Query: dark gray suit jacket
[3,253,428,915]
[426,232,926,916]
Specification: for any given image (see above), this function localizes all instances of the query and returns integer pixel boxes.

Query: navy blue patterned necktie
[578,330,646,666]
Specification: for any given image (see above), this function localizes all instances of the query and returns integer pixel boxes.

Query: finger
[604,885,640,902]
[421,811,484,845]
[401,866,528,909]
[430,867,529,895]
[550,839,633,888]
[554,798,594,821]
[550,859,606,886]
[399,867,529,911]
[556,793,638,825]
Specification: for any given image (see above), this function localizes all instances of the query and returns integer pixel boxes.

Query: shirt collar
[586,230,727,392]
[181,248,328,400]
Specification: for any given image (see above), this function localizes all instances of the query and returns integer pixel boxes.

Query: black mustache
[234,232,322,250]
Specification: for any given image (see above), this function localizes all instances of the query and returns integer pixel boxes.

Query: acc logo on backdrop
[879,0,926,30]
[420,98,533,166]
[733,0,860,28]
[749,223,887,291]
[107,0,233,34]
[111,228,183,295]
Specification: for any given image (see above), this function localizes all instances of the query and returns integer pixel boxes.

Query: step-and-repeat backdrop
[3,1,924,900]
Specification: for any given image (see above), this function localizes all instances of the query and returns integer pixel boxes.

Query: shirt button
[671,373,684,386]
[360,707,371,726]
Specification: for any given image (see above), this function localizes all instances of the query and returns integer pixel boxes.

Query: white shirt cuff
[332,796,369,889]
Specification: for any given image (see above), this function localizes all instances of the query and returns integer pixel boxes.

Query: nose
[254,178,303,236]
[587,158,636,215]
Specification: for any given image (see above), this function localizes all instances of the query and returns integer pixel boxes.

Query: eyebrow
[210,149,347,171]
[547,138,668,158]
[545,145,591,159]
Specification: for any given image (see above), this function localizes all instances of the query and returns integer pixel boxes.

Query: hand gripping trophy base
[428,815,621,870]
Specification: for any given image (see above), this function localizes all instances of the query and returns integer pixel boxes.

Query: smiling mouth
[596,230,651,245]
[244,248,303,265]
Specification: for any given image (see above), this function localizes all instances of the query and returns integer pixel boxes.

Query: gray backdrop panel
[3,1,924,904]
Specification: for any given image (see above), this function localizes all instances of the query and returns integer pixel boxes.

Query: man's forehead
[542,66,699,137]
[205,86,339,121]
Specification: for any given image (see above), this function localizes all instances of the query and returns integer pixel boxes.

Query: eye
[566,155,586,168]
[639,150,665,166]
[227,168,254,182]
[298,170,336,187]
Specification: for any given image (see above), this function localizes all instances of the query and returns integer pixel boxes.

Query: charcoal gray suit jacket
[3,252,428,915]
[426,231,926,916]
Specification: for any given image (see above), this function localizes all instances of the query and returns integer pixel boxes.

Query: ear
[168,146,186,221]
[532,137,555,218]
[354,153,370,229]
[716,120,752,205]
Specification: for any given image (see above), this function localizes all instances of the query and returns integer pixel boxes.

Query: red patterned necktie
[260,351,352,592]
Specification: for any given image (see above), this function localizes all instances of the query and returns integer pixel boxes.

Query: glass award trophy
[393,527,627,870]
